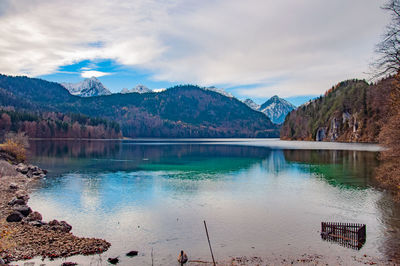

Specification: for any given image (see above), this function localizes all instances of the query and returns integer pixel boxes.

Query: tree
[373,0,400,78]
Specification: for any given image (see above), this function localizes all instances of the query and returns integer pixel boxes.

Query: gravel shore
[0,158,110,264]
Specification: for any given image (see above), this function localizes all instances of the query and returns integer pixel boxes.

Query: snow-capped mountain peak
[61,77,111,97]
[120,84,152,94]
[205,86,233,98]
[243,98,260,110]
[259,95,296,124]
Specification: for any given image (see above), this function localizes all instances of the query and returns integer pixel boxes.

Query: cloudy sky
[0,0,389,104]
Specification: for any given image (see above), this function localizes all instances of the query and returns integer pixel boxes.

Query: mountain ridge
[0,74,279,138]
[61,77,112,97]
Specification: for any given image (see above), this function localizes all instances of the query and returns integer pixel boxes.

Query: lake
[22,139,400,265]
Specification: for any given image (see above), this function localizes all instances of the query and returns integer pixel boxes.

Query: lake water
[22,139,400,265]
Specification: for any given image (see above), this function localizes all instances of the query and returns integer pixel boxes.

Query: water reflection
[26,140,400,264]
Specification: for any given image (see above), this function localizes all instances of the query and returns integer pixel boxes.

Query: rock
[49,219,60,226]
[29,221,43,227]
[126,250,138,257]
[48,220,72,232]
[8,198,26,206]
[6,211,23,222]
[13,205,32,217]
[59,221,72,232]
[32,170,42,176]
[27,211,42,221]
[16,163,29,174]
[108,257,119,264]
[16,190,29,201]
[9,183,18,190]
[26,170,33,178]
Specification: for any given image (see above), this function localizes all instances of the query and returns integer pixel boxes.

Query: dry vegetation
[376,75,400,200]
[0,132,29,163]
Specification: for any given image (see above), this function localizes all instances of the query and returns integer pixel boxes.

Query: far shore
[28,137,384,152]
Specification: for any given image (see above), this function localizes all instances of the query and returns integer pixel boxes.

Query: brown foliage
[0,132,29,163]
[376,75,400,199]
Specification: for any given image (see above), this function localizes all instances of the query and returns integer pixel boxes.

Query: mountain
[61,77,112,97]
[0,74,279,138]
[120,85,152,94]
[280,78,393,142]
[259,96,296,124]
[243,99,260,110]
[205,86,233,98]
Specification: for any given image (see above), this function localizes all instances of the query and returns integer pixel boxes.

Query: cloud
[0,0,389,97]
[81,70,111,78]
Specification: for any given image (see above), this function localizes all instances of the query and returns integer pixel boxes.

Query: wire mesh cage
[321,222,366,249]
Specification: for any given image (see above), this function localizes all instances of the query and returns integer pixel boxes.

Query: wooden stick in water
[151,247,154,266]
[203,220,216,266]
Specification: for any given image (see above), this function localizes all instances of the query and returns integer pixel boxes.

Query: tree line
[0,109,122,139]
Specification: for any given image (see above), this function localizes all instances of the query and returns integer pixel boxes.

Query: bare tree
[373,0,400,78]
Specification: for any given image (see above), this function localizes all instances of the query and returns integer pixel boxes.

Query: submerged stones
[126,250,138,257]
[108,257,119,264]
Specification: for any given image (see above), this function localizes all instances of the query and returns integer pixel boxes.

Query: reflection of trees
[375,194,400,262]
[28,141,274,175]
[29,140,273,160]
[29,140,121,158]
[283,150,380,188]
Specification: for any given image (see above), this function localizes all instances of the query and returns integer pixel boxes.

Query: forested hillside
[0,74,278,138]
[280,78,393,142]
[0,110,121,139]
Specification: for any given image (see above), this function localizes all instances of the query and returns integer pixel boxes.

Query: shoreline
[0,158,110,264]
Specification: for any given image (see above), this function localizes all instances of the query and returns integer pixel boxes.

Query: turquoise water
[23,139,400,265]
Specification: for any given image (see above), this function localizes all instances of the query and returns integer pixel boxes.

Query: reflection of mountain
[29,142,277,213]
[283,149,379,188]
[29,140,273,175]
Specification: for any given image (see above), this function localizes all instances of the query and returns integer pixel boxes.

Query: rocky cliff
[280,78,393,142]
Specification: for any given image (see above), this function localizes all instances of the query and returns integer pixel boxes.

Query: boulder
[27,211,42,221]
[49,219,60,226]
[13,205,32,217]
[48,220,72,232]
[6,212,23,222]
[59,221,72,232]
[8,198,26,206]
